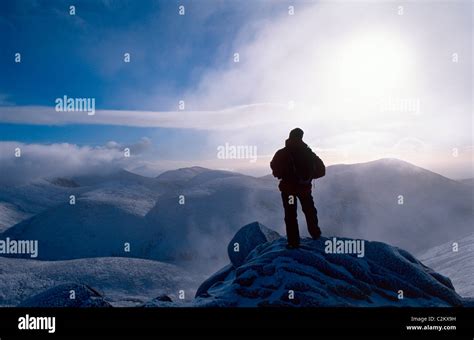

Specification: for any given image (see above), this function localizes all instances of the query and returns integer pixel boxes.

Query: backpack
[288,149,325,184]
[312,154,326,179]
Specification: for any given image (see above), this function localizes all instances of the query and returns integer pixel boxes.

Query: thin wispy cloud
[0,103,306,130]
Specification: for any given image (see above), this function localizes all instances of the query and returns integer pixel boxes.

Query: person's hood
[285,137,308,150]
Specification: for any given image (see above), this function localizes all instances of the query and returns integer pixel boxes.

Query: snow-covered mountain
[0,256,202,307]
[418,233,474,297]
[0,179,79,230]
[314,158,473,253]
[1,158,472,270]
[0,169,163,230]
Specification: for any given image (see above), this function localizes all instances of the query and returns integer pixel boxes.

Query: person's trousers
[281,190,319,246]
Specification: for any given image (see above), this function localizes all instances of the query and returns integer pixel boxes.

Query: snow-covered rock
[18,283,111,307]
[195,226,464,307]
[227,221,280,267]
[195,264,234,298]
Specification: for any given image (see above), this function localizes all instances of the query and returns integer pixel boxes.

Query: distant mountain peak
[338,157,418,169]
[155,166,211,181]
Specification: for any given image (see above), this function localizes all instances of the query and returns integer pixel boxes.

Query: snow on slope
[0,257,202,307]
[72,169,157,188]
[0,169,168,260]
[0,202,31,232]
[71,169,163,216]
[418,233,474,297]
[155,166,210,182]
[81,184,157,217]
[0,179,82,230]
[0,169,163,231]
[194,224,464,307]
[1,200,156,260]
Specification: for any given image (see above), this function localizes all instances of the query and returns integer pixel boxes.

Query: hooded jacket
[270,137,318,193]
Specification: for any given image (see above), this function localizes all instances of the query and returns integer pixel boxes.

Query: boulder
[227,221,280,267]
[198,234,464,307]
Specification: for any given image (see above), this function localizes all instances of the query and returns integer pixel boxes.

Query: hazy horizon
[120,156,474,181]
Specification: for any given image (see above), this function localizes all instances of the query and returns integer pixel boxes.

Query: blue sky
[0,0,284,161]
[0,0,472,179]
[0,0,277,110]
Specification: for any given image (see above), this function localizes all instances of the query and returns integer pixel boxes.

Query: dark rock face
[155,294,173,302]
[49,177,80,188]
[227,221,280,267]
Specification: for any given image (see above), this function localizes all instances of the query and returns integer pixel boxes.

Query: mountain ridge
[1,158,472,266]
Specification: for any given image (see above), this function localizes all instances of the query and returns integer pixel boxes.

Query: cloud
[0,139,152,185]
[0,103,309,130]
[104,137,152,154]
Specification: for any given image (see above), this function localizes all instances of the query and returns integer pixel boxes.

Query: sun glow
[331,33,413,98]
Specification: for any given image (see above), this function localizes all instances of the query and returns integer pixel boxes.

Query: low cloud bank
[0,138,151,185]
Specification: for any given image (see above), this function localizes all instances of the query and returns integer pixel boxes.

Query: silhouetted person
[270,128,325,249]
